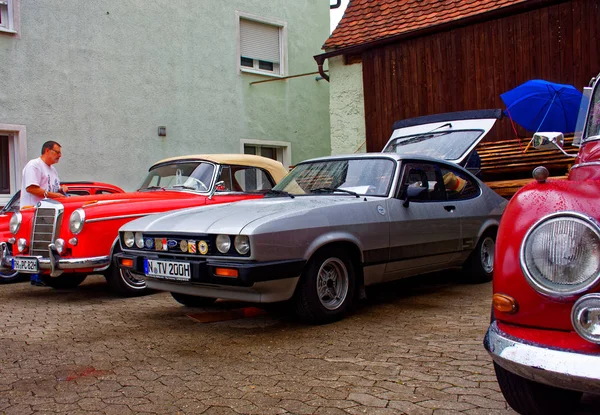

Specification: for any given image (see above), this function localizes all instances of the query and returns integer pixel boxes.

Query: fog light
[17,238,27,253]
[69,237,78,246]
[571,293,600,344]
[54,238,65,254]
[492,293,518,314]
[8,237,16,244]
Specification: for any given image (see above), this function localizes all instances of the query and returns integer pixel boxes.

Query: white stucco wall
[0,1,330,193]
[329,56,366,155]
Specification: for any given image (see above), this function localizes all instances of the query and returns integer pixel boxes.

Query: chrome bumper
[0,242,110,277]
[484,321,600,394]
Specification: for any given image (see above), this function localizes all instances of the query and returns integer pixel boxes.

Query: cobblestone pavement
[1,273,598,415]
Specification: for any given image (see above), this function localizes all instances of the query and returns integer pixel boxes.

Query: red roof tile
[325,0,529,50]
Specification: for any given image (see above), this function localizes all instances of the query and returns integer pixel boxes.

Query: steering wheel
[184,177,209,192]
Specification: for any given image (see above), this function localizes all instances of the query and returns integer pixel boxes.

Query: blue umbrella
[500,79,583,133]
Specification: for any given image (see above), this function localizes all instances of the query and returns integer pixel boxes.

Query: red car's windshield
[138,162,216,192]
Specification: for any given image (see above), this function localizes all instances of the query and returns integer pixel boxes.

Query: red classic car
[0,155,288,295]
[0,181,124,283]
[485,75,600,414]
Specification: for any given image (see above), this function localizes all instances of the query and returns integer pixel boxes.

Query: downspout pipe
[330,0,342,9]
[314,54,330,82]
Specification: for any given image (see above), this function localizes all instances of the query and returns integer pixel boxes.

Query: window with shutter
[238,16,285,76]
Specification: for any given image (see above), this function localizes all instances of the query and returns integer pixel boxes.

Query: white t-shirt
[20,157,61,207]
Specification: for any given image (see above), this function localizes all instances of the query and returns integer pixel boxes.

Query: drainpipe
[314,54,330,82]
[330,0,342,9]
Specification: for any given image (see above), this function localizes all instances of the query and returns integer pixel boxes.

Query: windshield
[272,158,395,197]
[383,130,483,160]
[138,161,216,192]
[584,80,600,141]
[1,191,20,213]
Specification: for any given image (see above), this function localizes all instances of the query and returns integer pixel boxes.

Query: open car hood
[382,109,502,165]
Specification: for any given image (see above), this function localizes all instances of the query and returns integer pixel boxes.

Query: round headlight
[54,238,65,254]
[17,238,27,253]
[135,232,144,249]
[521,212,600,298]
[234,235,250,255]
[69,209,86,235]
[572,293,600,344]
[9,212,22,234]
[123,231,135,248]
[216,235,231,254]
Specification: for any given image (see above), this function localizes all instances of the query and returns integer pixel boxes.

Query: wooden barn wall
[361,0,600,152]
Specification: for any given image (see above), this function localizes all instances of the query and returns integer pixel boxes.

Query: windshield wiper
[265,189,295,199]
[310,187,359,198]
[138,186,165,192]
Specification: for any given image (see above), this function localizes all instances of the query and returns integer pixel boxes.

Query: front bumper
[116,252,306,303]
[0,242,110,277]
[484,321,600,394]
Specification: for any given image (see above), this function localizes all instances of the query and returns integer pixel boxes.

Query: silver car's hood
[121,196,373,235]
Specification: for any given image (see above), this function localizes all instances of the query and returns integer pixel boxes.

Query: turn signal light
[493,293,518,314]
[120,258,134,268]
[215,268,238,278]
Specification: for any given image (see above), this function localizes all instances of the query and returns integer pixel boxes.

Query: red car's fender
[494,178,600,331]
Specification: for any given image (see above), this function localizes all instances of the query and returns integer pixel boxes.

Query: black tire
[0,270,22,284]
[293,248,355,325]
[43,273,87,289]
[171,292,217,307]
[106,265,149,297]
[494,362,582,415]
[105,245,149,297]
[463,229,496,283]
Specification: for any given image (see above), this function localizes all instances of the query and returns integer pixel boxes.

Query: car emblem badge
[145,238,154,249]
[167,240,178,248]
[180,240,188,252]
[188,240,197,254]
[198,240,209,255]
[155,238,163,250]
[377,205,386,215]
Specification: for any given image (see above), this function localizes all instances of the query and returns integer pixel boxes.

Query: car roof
[151,154,289,183]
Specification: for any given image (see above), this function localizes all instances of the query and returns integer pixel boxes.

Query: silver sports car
[117,112,507,324]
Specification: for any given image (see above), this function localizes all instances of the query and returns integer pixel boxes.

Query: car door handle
[444,205,456,212]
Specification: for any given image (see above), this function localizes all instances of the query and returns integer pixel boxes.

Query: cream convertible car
[116,151,507,323]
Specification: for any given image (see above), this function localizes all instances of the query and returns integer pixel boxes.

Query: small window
[217,166,275,192]
[0,0,16,33]
[239,16,284,76]
[400,163,444,202]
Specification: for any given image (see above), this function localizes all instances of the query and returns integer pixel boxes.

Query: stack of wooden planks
[477,135,576,198]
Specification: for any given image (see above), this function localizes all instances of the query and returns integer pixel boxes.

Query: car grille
[30,200,64,257]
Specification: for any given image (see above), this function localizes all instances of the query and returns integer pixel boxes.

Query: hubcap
[316,257,348,311]
[480,237,495,274]
[120,268,146,289]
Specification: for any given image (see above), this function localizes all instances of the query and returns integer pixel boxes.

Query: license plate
[144,259,191,281]
[12,257,39,273]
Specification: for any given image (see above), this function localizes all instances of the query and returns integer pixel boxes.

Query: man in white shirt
[20,141,68,207]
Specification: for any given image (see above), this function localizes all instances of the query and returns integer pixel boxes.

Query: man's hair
[41,141,61,155]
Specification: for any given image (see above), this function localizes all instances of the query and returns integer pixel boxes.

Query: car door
[437,164,483,262]
[383,161,462,281]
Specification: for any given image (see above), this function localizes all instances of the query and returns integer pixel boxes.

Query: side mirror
[402,186,427,208]
[532,132,564,150]
[208,180,225,200]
